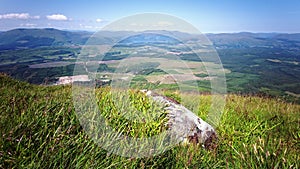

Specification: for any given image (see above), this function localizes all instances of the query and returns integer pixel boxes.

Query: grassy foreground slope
[0,74,299,168]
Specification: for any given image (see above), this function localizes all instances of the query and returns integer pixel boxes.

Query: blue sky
[0,0,299,33]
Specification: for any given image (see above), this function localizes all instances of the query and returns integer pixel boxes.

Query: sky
[0,0,299,33]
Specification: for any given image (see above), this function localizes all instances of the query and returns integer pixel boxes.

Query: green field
[1,74,299,168]
[0,29,299,103]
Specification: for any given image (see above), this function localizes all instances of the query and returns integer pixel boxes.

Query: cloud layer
[0,13,40,19]
[0,12,106,31]
[46,14,68,21]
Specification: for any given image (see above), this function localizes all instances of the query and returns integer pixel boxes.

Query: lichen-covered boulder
[141,89,217,150]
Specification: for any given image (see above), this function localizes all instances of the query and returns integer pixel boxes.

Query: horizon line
[1,27,299,34]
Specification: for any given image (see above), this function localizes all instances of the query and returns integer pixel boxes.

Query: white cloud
[46,14,68,21]
[32,15,40,19]
[20,23,37,27]
[0,13,40,19]
[96,18,102,23]
[157,21,174,27]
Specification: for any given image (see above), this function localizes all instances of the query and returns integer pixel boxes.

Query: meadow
[1,74,299,168]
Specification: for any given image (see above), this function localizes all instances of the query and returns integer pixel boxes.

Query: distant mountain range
[0,28,299,50]
[0,28,91,50]
[207,32,300,49]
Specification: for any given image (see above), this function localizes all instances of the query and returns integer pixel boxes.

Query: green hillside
[0,74,299,168]
[0,28,91,50]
